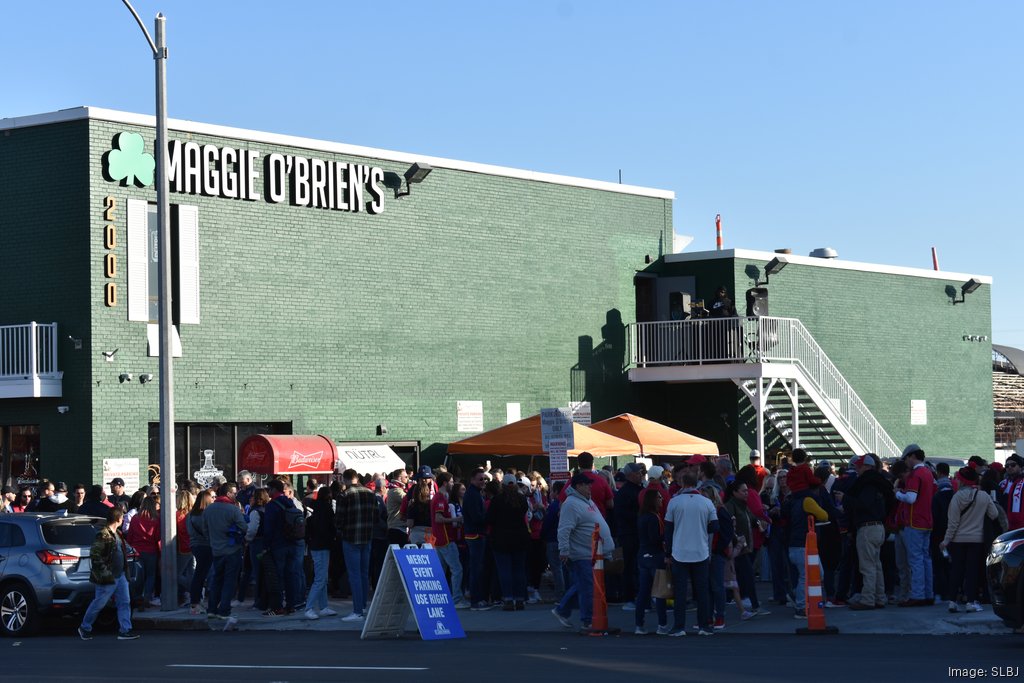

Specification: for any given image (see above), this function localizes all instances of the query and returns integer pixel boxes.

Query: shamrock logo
[104,132,155,187]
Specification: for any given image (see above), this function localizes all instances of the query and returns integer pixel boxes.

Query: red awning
[238,434,336,475]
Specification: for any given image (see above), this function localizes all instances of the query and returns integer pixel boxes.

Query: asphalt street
[7,629,1023,683]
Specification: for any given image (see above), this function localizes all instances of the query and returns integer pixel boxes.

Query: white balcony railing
[0,322,62,398]
[629,317,899,458]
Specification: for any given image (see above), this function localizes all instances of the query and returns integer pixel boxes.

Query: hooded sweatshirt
[558,485,613,561]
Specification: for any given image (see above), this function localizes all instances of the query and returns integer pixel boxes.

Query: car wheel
[0,583,39,637]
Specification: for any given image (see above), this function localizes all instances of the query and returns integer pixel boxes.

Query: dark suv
[0,513,139,636]
[986,528,1024,629]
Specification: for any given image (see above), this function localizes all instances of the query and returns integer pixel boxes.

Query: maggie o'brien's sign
[104,132,388,215]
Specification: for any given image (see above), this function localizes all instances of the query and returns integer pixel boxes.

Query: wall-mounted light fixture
[376,424,389,436]
[139,373,154,384]
[66,335,83,350]
[754,255,789,286]
[57,405,70,414]
[393,162,433,199]
[119,373,133,384]
[953,278,982,304]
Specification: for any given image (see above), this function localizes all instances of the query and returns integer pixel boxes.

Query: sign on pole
[548,438,570,482]
[540,407,574,452]
[362,545,466,641]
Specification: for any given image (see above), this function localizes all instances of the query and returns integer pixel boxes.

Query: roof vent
[809,247,838,259]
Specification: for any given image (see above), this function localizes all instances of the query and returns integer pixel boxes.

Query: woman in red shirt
[127,495,161,608]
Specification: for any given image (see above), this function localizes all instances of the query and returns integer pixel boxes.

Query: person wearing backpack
[264,478,304,615]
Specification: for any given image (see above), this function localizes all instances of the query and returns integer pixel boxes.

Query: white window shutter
[126,199,149,322]
[177,204,201,324]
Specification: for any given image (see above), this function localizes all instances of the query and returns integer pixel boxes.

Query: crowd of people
[6,443,1023,639]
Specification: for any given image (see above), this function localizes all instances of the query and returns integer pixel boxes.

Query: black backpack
[276,497,306,541]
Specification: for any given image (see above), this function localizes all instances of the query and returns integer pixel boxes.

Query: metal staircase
[628,316,900,460]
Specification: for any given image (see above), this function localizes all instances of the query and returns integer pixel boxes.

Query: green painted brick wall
[23,117,669,483]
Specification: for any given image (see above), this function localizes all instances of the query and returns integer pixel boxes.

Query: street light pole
[121,1,176,612]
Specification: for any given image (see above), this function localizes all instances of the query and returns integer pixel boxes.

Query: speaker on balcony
[668,291,691,320]
[746,287,769,317]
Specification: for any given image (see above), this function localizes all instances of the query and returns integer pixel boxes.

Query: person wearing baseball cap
[108,478,131,511]
[844,454,894,610]
[0,486,15,514]
[895,445,936,606]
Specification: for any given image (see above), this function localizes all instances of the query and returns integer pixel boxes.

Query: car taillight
[35,550,78,566]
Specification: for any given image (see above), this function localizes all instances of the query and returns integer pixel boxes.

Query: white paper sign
[541,407,575,451]
[103,458,141,495]
[568,401,592,426]
[548,438,570,478]
[910,400,927,426]
[506,402,521,425]
[457,400,484,433]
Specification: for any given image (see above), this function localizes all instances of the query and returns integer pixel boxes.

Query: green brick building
[0,107,992,490]
[629,248,993,464]
[0,107,672,488]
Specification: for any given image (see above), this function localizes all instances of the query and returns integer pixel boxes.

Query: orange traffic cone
[586,524,619,636]
[796,514,839,635]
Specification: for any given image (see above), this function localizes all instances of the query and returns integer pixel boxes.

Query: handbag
[652,568,674,599]
[604,547,625,575]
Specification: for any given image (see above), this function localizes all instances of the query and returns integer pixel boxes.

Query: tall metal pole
[153,12,177,612]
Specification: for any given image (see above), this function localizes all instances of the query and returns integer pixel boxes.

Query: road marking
[168,665,428,671]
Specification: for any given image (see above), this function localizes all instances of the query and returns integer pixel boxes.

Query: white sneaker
[454,600,471,610]
[222,616,238,631]
[948,601,960,613]
[551,608,574,629]
[147,599,161,608]
[967,601,984,613]
[656,625,672,635]
[319,608,338,617]
[305,609,320,620]
[622,602,636,611]
[341,612,365,622]
[634,626,648,635]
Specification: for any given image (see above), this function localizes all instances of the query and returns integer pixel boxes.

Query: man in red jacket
[1000,454,1024,531]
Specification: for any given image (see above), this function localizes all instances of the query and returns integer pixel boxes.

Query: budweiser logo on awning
[289,450,324,469]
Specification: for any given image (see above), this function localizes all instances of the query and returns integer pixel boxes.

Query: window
[43,520,102,547]
[0,425,41,486]
[127,200,200,326]
[0,523,26,548]
[148,422,292,487]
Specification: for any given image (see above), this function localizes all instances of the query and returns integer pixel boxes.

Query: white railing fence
[0,322,60,379]
[629,317,899,458]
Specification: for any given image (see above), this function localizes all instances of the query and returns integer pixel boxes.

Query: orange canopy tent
[447,414,639,458]
[589,413,719,456]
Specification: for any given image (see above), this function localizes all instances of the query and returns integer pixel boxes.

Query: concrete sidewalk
[133,597,1018,636]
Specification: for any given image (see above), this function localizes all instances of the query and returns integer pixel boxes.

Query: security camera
[139,374,154,384]
[57,406,70,414]
[119,373,133,384]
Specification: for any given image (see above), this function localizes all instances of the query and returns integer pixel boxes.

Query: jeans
[308,549,330,612]
[207,550,243,617]
[341,541,371,615]
[671,558,710,632]
[948,542,983,603]
[618,535,639,603]
[271,543,303,610]
[190,545,213,606]
[177,552,195,603]
[435,543,465,602]
[733,553,760,610]
[855,524,885,606]
[902,527,933,600]
[239,539,264,604]
[556,558,594,626]
[139,551,158,602]
[545,541,567,597]
[788,547,807,609]
[467,537,488,604]
[709,553,726,619]
[81,574,133,633]
[635,555,668,628]
[768,533,792,602]
[493,550,527,601]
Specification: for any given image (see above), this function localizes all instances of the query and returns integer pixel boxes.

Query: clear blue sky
[3,1,1021,348]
